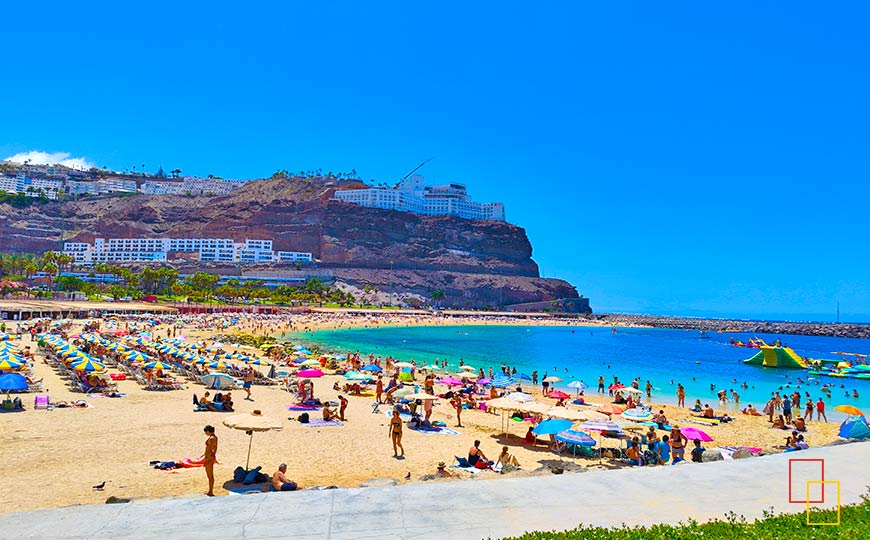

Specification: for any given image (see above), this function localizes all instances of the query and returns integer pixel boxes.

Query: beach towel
[410,426,460,435]
[687,418,719,427]
[301,419,343,428]
[287,404,320,411]
[383,410,413,421]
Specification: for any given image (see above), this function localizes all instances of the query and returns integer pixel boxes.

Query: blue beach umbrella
[518,373,532,381]
[555,429,597,446]
[492,376,514,389]
[362,364,382,372]
[0,373,28,391]
[532,419,574,436]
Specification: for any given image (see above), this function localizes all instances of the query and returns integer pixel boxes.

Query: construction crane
[398,158,433,184]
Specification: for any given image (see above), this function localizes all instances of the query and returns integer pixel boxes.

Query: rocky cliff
[0,176,582,308]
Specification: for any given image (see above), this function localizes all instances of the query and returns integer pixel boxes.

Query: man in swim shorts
[272,463,303,491]
[243,368,255,400]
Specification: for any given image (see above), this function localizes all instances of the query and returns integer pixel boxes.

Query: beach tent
[743,346,807,369]
[838,416,870,440]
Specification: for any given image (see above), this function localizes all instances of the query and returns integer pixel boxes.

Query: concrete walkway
[2,442,867,540]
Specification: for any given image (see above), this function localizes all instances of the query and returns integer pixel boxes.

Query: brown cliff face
[0,176,581,306]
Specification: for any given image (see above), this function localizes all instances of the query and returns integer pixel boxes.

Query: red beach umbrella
[547,390,570,400]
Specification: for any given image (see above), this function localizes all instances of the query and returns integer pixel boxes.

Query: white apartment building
[276,251,313,263]
[67,180,102,196]
[1,175,64,199]
[98,178,137,194]
[139,177,243,196]
[61,237,307,265]
[333,174,505,221]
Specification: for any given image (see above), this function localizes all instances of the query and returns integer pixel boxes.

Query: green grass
[500,492,869,540]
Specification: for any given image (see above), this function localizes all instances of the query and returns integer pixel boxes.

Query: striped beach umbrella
[0,333,10,341]
[70,357,106,372]
[193,356,209,365]
[123,351,149,362]
[0,357,23,370]
[144,360,171,371]
[249,358,271,366]
[555,430,596,446]
[208,361,227,371]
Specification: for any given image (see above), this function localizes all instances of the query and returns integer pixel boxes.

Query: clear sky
[1,2,868,321]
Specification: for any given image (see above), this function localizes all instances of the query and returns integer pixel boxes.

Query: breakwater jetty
[597,314,870,339]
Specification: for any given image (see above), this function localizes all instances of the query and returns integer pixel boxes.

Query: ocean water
[293,325,870,419]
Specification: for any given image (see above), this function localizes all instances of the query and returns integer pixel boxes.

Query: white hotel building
[332,174,505,221]
[62,237,311,266]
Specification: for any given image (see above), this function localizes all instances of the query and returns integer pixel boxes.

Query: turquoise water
[294,325,870,418]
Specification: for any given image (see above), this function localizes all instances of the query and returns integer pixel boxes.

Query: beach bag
[298,413,310,424]
[255,472,269,483]
[233,466,247,483]
[193,394,199,405]
[243,466,262,485]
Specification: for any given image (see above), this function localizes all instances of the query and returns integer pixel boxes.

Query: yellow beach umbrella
[70,358,106,372]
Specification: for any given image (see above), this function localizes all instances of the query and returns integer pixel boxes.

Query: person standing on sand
[338,395,348,421]
[202,425,218,497]
[376,375,384,403]
[676,384,685,408]
[452,395,463,427]
[389,409,405,457]
[816,398,827,422]
[243,368,255,400]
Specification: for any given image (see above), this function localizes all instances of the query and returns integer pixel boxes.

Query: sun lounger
[301,419,343,428]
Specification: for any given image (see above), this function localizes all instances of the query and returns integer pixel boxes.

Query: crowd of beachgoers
[0,310,862,513]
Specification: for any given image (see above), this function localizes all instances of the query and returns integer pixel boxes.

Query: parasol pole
[245,431,254,470]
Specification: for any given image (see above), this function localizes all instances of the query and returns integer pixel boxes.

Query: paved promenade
[1,442,866,540]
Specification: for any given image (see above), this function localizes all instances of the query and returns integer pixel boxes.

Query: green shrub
[499,491,869,540]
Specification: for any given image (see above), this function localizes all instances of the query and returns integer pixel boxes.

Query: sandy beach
[0,312,844,514]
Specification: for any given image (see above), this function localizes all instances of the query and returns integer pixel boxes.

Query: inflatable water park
[741,340,870,379]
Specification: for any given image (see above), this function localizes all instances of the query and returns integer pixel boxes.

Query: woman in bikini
[202,425,218,496]
[389,409,404,457]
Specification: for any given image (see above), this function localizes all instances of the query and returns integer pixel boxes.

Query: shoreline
[0,311,853,515]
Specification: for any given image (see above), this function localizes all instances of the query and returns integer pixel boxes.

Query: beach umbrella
[123,351,149,362]
[834,405,864,417]
[404,392,439,400]
[208,361,228,371]
[0,358,23,370]
[297,369,324,378]
[544,407,590,421]
[361,364,382,372]
[194,356,209,365]
[532,418,573,436]
[492,376,515,388]
[505,392,533,403]
[596,404,625,415]
[299,359,321,366]
[555,430,596,446]
[201,373,235,389]
[838,416,870,440]
[70,358,106,372]
[0,373,28,392]
[622,408,653,422]
[459,365,476,371]
[457,372,478,380]
[395,362,414,368]
[344,371,372,381]
[223,410,282,470]
[518,373,532,381]
[517,401,553,415]
[567,381,588,392]
[438,377,463,386]
[623,387,643,394]
[578,420,623,434]
[547,390,570,400]
[680,427,714,442]
[144,360,171,371]
[476,378,493,385]
[543,376,562,383]
[0,333,10,341]
[249,358,271,366]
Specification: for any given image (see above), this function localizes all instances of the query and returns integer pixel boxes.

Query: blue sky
[1,2,868,321]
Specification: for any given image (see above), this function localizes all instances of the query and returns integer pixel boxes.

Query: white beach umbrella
[506,392,534,403]
[222,410,283,470]
[543,376,562,383]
